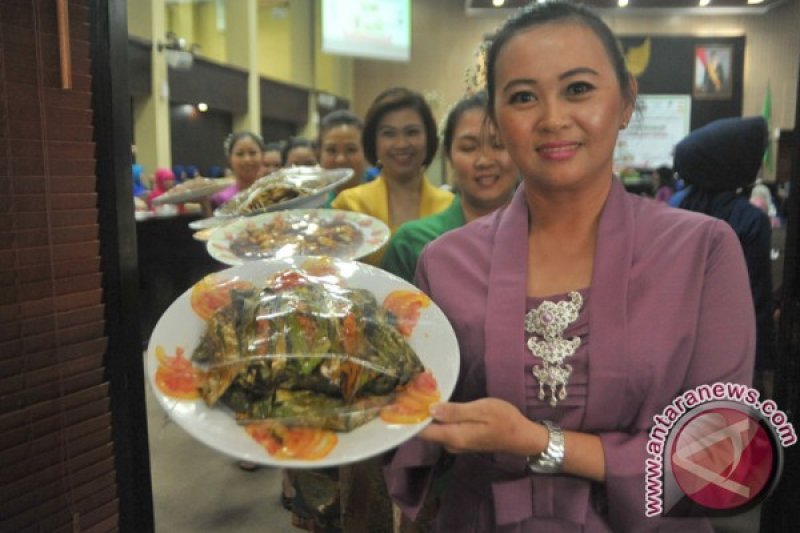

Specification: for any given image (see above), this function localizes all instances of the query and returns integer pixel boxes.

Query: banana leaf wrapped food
[192,273,425,432]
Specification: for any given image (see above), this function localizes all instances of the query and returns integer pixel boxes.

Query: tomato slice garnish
[190,274,254,320]
[153,345,202,399]
[268,270,308,291]
[246,423,338,461]
[383,290,431,337]
[380,371,440,425]
[380,402,431,424]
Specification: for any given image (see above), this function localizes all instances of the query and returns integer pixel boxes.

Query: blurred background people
[185,164,200,180]
[263,141,284,175]
[652,165,676,203]
[148,167,176,204]
[172,165,188,184]
[382,91,518,283]
[210,131,265,208]
[148,167,183,216]
[751,181,781,228]
[132,163,150,213]
[331,87,453,265]
[132,163,149,199]
[675,116,775,394]
[283,137,318,167]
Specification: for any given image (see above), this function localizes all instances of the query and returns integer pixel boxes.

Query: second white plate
[206,209,390,266]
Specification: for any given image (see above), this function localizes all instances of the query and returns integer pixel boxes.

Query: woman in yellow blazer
[332,87,453,265]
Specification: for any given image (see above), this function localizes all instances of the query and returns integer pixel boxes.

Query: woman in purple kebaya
[385,2,754,531]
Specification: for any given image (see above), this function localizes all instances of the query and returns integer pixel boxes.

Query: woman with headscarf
[675,116,775,389]
[147,167,183,215]
[148,167,176,204]
[132,163,149,199]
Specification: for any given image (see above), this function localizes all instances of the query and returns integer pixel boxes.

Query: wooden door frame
[90,0,154,530]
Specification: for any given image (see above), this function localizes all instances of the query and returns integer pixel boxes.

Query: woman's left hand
[419,398,547,456]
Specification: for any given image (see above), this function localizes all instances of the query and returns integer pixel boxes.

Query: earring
[620,121,628,130]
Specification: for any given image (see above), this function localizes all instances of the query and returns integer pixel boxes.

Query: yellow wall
[194,2,227,64]
[166,4,195,45]
[127,1,152,39]
[257,4,292,81]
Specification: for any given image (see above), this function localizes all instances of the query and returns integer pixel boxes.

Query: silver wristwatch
[527,420,565,474]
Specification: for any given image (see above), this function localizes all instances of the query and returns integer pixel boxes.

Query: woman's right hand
[419,398,548,457]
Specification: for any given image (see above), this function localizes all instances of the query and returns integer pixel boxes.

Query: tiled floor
[146,383,298,533]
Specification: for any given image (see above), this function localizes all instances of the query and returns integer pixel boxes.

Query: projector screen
[322,0,411,62]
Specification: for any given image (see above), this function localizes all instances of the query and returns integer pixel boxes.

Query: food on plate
[382,290,431,338]
[235,183,314,215]
[153,345,204,400]
[151,176,234,205]
[190,269,430,435]
[190,274,255,321]
[214,167,352,217]
[226,213,364,259]
[246,422,338,460]
[380,370,440,424]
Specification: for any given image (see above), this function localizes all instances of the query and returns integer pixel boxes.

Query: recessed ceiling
[466,0,789,16]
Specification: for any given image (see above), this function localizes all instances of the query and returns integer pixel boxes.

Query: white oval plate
[206,209,391,266]
[145,257,460,468]
[151,177,235,205]
[189,216,234,231]
[213,166,352,218]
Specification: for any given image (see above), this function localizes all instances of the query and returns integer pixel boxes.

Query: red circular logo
[671,407,774,510]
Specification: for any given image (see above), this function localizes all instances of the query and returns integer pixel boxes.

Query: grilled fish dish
[192,271,425,431]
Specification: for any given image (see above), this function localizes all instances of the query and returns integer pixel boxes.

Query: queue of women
[152,1,761,530]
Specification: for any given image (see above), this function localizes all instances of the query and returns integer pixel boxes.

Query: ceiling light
[698,0,711,6]
[747,0,765,4]
[618,0,628,6]
[492,0,505,6]
[197,102,208,112]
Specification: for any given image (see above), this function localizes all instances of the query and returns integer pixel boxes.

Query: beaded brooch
[524,291,583,407]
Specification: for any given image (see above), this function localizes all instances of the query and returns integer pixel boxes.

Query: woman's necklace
[524,291,583,407]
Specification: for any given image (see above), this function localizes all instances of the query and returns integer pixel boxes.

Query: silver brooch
[524,291,583,407]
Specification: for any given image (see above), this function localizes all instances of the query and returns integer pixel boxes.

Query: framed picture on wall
[693,44,733,99]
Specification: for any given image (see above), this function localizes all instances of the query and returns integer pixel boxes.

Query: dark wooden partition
[91,0,154,530]
[761,49,800,533]
[0,0,128,530]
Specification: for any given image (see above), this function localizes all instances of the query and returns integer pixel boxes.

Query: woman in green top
[381,91,518,282]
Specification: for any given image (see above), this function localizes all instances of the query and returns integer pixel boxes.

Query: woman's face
[263,150,282,175]
[319,124,367,178]
[492,22,634,192]
[375,108,427,182]
[449,108,517,213]
[286,146,318,167]
[228,137,264,187]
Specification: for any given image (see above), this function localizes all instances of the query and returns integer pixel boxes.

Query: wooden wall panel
[0,0,119,529]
